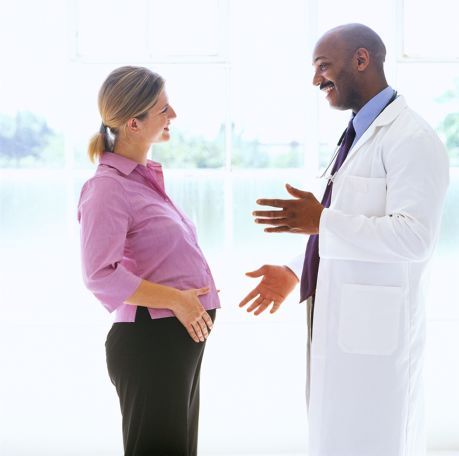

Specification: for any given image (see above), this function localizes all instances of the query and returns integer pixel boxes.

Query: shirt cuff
[285,253,304,281]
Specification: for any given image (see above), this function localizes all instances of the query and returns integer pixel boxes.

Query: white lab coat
[308,96,449,456]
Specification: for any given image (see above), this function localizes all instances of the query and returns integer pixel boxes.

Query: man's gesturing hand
[253,184,324,235]
[239,265,299,316]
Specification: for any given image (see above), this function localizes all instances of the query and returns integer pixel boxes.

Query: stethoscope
[317,90,398,185]
[317,128,349,184]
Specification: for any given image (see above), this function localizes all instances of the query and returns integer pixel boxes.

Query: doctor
[240,24,449,456]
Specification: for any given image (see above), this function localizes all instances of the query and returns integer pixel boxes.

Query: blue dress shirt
[351,86,396,148]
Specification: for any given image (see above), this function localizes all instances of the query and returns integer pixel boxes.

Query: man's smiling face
[312,34,360,111]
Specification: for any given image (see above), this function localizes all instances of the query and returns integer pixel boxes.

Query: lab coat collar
[340,95,407,167]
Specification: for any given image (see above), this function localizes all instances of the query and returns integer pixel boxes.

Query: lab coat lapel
[336,96,408,175]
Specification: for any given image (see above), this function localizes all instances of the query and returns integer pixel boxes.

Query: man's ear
[355,48,370,71]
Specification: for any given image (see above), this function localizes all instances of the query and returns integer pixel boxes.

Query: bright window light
[402,0,459,60]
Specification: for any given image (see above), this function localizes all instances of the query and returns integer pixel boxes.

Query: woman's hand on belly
[170,287,213,343]
[125,280,213,343]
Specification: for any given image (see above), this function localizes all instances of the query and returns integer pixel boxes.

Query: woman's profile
[78,66,220,455]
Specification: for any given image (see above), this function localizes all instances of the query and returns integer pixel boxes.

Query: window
[73,0,227,62]
[401,0,459,60]
[1,1,458,453]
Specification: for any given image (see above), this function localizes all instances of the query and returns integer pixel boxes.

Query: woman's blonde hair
[88,66,165,163]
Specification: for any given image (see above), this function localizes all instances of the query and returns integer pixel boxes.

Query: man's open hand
[253,184,324,234]
[239,265,298,315]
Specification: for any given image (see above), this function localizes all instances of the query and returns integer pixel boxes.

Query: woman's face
[139,89,177,144]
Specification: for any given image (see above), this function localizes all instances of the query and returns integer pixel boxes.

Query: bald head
[318,23,386,71]
[312,23,389,112]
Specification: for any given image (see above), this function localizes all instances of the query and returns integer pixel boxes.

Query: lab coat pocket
[338,176,386,216]
[338,284,403,355]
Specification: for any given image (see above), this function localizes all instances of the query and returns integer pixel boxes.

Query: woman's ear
[127,117,140,132]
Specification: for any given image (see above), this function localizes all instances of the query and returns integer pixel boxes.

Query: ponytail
[88,131,106,163]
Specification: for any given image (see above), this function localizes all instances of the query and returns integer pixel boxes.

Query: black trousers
[105,306,216,456]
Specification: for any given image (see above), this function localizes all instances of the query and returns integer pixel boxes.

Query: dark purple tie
[300,118,356,302]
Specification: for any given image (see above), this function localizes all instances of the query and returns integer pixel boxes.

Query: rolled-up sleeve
[78,177,142,312]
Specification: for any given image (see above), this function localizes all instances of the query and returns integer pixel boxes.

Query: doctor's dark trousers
[105,305,216,456]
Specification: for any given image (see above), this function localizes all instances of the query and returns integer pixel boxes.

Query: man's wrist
[283,265,300,282]
[316,206,326,232]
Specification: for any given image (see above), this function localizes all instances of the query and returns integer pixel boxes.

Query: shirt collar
[99,152,140,175]
[352,86,395,142]
[99,152,162,176]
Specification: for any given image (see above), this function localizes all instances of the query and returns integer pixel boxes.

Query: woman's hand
[171,287,213,343]
[125,280,214,343]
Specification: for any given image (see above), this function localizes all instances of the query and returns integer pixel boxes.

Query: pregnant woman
[78,66,220,455]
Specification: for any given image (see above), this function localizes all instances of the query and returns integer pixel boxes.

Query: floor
[200,453,459,456]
